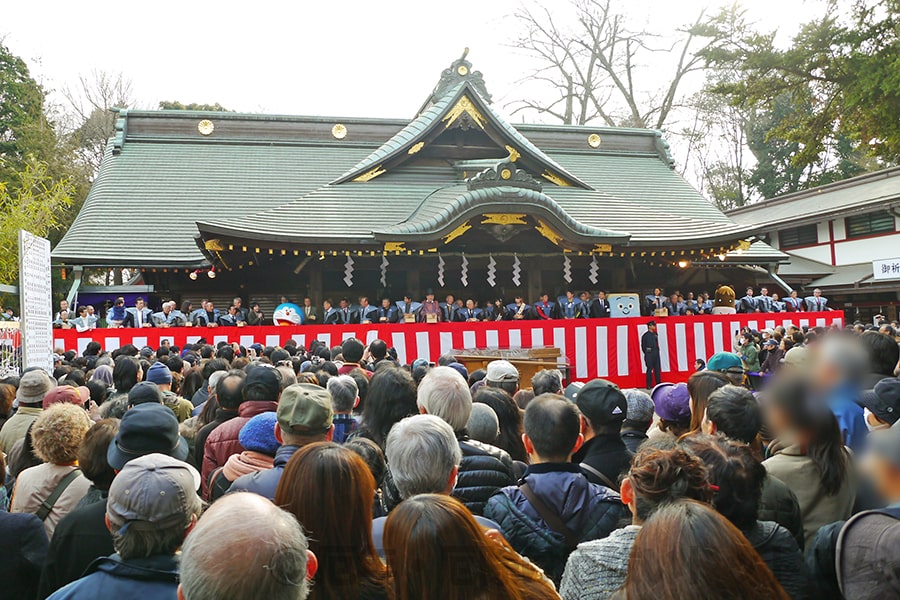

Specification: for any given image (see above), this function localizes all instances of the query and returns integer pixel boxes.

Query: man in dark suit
[441,294,458,322]
[123,297,154,328]
[355,296,376,324]
[301,297,319,323]
[375,298,399,323]
[322,299,341,324]
[533,293,558,320]
[642,321,661,388]
[454,299,483,322]
[591,290,611,318]
[738,287,758,313]
[756,287,774,313]
[338,298,353,324]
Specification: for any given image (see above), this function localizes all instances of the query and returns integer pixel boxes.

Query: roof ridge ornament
[425,48,493,111]
[467,160,543,192]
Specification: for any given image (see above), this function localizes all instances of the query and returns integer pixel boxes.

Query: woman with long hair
[687,370,730,433]
[473,387,527,462]
[354,367,418,449]
[276,442,388,600]
[384,493,560,600]
[560,447,712,600]
[615,500,789,600]
[762,374,855,548]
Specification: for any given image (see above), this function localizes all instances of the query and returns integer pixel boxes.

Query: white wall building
[727,167,900,321]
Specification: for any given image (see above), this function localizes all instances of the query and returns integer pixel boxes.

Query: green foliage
[158,100,231,111]
[700,0,898,186]
[0,42,54,178]
[0,157,75,284]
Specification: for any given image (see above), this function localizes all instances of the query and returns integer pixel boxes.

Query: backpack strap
[579,462,619,492]
[870,506,900,520]
[36,469,81,521]
[518,481,579,551]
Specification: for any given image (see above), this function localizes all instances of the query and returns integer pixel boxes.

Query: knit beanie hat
[239,412,281,456]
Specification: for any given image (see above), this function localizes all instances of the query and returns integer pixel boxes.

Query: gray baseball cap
[106,453,200,531]
[623,388,655,423]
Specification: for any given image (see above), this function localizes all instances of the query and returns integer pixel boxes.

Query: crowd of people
[1,319,899,599]
[41,282,849,332]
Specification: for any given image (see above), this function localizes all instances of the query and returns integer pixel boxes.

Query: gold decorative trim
[408,141,425,154]
[353,165,386,182]
[197,120,214,136]
[534,220,563,246]
[457,65,469,76]
[332,124,348,139]
[384,242,406,252]
[481,214,527,225]
[505,145,521,162]
[204,238,225,251]
[500,168,512,180]
[587,133,602,148]
[593,243,612,253]
[443,95,486,130]
[542,170,571,187]
[442,222,472,244]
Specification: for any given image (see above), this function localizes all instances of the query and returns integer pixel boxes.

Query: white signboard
[873,257,900,281]
[18,230,54,373]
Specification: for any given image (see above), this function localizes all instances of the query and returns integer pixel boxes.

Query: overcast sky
[4,0,819,124]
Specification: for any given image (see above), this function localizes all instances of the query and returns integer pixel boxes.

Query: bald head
[179,493,314,600]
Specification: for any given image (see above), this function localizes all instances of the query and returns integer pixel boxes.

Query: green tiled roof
[52,58,769,266]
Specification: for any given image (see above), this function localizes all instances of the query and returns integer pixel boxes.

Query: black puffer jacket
[382,434,516,516]
[759,473,805,550]
[454,437,517,515]
[745,520,811,600]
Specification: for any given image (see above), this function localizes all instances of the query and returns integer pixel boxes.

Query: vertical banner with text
[18,230,54,374]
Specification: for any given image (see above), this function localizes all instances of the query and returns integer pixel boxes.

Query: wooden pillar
[526,256,542,299]
[309,267,323,300]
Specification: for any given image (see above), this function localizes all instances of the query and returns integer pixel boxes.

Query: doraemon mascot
[272,303,304,326]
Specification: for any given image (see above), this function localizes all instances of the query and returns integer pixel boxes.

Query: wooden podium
[452,346,569,388]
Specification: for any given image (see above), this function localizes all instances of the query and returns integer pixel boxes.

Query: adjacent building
[727,167,900,322]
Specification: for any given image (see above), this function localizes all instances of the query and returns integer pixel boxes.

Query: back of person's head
[386,414,462,499]
[513,388,534,411]
[473,386,527,462]
[31,403,92,464]
[179,492,313,600]
[705,385,761,444]
[860,330,900,377]
[201,357,230,381]
[621,500,790,600]
[438,353,457,367]
[274,442,384,598]
[523,393,582,462]
[215,345,235,362]
[467,403,500,445]
[678,434,767,531]
[687,370,730,432]
[383,494,556,600]
[417,366,472,432]
[341,338,365,364]
[531,369,562,396]
[764,374,849,495]
[625,447,712,523]
[369,339,387,360]
[214,371,246,410]
[344,437,386,488]
[77,418,119,491]
[362,367,418,448]
[326,374,358,413]
[112,355,141,394]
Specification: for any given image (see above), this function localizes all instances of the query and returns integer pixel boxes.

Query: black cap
[107,403,189,470]
[576,379,628,426]
[860,378,900,426]
[244,364,282,398]
[127,381,163,407]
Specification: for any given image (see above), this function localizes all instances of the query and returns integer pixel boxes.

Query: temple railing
[52,313,843,388]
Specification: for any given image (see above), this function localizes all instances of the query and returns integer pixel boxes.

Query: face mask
[864,407,889,432]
